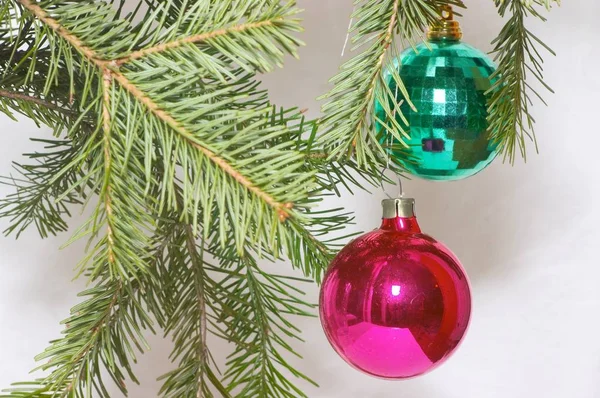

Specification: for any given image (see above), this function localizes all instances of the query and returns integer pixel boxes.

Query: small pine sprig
[148,195,319,397]
[0,138,85,238]
[214,248,316,398]
[488,0,556,163]
[0,272,155,398]
[154,223,229,398]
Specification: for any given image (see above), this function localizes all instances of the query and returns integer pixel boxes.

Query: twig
[64,283,123,396]
[0,89,78,117]
[102,70,115,265]
[184,225,208,397]
[18,0,108,66]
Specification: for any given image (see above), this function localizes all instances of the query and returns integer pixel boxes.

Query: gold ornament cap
[382,198,416,219]
[427,6,463,42]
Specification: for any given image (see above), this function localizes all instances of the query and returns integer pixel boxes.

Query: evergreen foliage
[488,0,558,162]
[0,0,557,396]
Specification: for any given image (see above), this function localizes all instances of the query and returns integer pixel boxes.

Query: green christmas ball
[375,40,498,181]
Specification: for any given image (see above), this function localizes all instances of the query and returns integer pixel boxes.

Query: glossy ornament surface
[375,36,498,181]
[319,200,471,379]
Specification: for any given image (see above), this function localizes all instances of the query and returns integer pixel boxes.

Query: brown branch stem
[0,89,77,117]
[102,70,115,266]
[109,70,291,218]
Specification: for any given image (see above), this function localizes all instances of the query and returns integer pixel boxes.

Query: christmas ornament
[320,197,471,379]
[375,6,498,181]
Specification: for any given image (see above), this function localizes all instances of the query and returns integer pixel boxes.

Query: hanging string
[380,166,404,199]
[341,16,353,57]
[340,3,358,57]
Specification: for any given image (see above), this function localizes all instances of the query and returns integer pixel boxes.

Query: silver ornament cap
[382,198,416,219]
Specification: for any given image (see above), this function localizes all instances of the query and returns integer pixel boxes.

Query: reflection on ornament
[375,7,498,181]
[319,198,471,379]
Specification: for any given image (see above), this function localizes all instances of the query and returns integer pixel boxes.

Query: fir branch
[1,2,370,397]
[0,57,97,239]
[5,0,344,278]
[1,274,153,398]
[145,193,228,397]
[215,250,316,398]
[318,0,401,168]
[0,89,76,117]
[184,226,210,398]
[107,69,292,221]
[0,51,89,135]
[151,178,339,396]
[15,0,309,254]
[0,139,86,238]
[0,54,96,239]
[17,0,102,63]
[488,0,556,163]
[156,224,229,398]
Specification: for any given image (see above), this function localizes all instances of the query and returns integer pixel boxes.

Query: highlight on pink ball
[319,214,471,379]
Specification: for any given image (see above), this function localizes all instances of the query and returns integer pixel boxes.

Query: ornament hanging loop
[380,166,404,199]
[441,5,454,20]
[428,5,462,42]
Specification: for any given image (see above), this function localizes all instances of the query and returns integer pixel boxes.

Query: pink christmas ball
[319,202,471,379]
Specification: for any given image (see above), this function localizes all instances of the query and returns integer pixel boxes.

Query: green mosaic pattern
[375,41,498,181]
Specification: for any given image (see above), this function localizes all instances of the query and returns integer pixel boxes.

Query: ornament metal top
[375,6,498,181]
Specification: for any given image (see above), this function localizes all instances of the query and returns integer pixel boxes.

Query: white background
[1,1,599,397]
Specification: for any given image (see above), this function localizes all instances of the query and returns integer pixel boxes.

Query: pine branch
[14,0,312,255]
[488,0,556,163]
[139,0,303,71]
[108,69,293,220]
[215,249,316,398]
[15,0,302,226]
[4,0,348,279]
[0,11,98,239]
[155,223,230,398]
[141,184,228,397]
[149,175,339,396]
[183,226,211,398]
[0,63,97,240]
[0,139,86,238]
[114,19,287,67]
[0,49,91,135]
[0,89,76,117]
[1,274,154,398]
[318,0,401,169]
